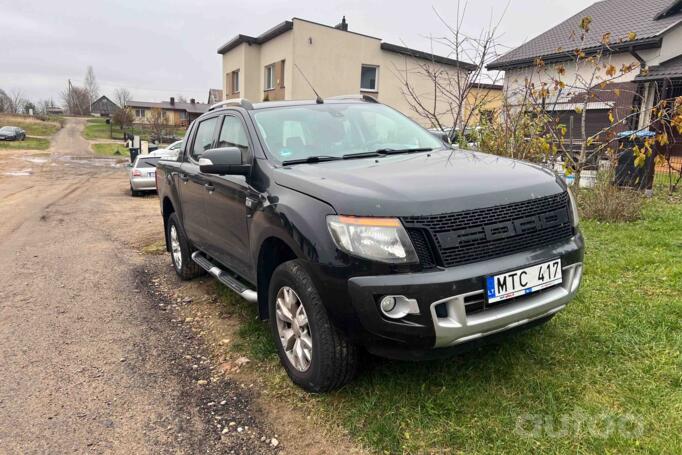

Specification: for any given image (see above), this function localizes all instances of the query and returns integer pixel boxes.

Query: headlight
[568,189,580,227]
[326,215,419,264]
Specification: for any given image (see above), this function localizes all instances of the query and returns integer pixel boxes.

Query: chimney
[334,16,348,31]
[190,98,195,104]
[170,97,175,105]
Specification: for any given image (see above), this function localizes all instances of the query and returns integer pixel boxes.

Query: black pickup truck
[155,96,584,392]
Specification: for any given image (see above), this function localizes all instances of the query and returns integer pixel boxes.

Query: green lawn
[0,137,50,150]
[0,114,61,137]
[84,118,125,140]
[92,142,129,157]
[83,117,185,143]
[217,192,682,454]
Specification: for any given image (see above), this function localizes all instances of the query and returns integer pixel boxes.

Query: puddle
[58,156,126,168]
[4,169,32,176]
[22,157,49,164]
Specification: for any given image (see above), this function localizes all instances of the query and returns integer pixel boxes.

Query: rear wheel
[130,184,141,197]
[269,260,358,392]
[167,213,204,280]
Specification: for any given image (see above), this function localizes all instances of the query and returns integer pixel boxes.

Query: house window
[265,64,275,90]
[135,108,145,118]
[232,70,240,93]
[179,111,187,120]
[361,65,378,92]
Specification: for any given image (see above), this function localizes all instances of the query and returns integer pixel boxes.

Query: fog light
[378,295,419,319]
[380,296,397,313]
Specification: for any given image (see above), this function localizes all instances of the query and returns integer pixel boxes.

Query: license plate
[147,172,155,177]
[486,259,562,303]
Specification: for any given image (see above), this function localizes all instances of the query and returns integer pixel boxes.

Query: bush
[575,171,644,222]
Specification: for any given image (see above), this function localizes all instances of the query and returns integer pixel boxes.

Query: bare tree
[148,108,169,143]
[114,88,132,108]
[0,89,27,114]
[396,2,507,140]
[61,83,90,115]
[175,94,188,103]
[0,89,9,113]
[112,107,134,133]
[84,66,99,109]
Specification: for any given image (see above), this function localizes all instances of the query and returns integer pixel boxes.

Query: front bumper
[345,232,584,359]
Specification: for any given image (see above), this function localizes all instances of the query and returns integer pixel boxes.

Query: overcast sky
[0,0,594,105]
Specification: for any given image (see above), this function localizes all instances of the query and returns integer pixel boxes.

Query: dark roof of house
[217,20,293,54]
[469,82,504,90]
[636,54,682,80]
[91,95,118,108]
[380,43,477,70]
[126,100,209,114]
[488,0,682,70]
[217,18,477,70]
[208,89,223,103]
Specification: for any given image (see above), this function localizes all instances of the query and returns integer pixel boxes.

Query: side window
[190,117,219,161]
[217,116,250,160]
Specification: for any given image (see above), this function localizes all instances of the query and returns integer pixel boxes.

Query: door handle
[204,183,215,192]
[179,174,189,182]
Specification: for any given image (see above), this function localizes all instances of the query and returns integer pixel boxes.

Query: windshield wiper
[281,155,342,166]
[342,147,434,160]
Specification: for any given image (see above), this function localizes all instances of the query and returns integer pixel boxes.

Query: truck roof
[208,94,378,112]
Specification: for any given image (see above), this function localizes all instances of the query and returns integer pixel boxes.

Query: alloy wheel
[275,286,313,372]
[170,225,182,270]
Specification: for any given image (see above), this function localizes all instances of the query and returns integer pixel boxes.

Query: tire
[269,260,358,392]
[130,185,141,197]
[166,213,204,280]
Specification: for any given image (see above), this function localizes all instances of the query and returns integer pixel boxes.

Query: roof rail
[325,94,378,103]
[208,98,254,111]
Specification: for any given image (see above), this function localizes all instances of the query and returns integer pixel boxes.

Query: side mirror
[199,147,250,176]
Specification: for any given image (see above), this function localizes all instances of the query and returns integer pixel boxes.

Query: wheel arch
[256,236,298,320]
[162,197,175,251]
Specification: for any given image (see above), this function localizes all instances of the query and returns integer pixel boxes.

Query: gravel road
[0,118,278,454]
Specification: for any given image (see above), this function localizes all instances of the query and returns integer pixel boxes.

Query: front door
[202,114,253,279]
[179,115,220,249]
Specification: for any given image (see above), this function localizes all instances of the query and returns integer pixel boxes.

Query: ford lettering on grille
[436,208,569,249]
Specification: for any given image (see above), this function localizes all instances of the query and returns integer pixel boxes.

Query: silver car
[128,155,161,196]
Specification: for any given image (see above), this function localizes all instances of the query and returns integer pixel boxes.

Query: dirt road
[0,118,278,454]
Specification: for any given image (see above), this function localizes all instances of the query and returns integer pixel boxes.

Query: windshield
[0,127,13,132]
[136,157,161,168]
[251,103,442,163]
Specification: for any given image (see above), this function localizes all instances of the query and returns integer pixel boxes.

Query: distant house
[207,89,223,105]
[46,106,65,115]
[218,16,476,126]
[125,97,209,127]
[488,0,682,157]
[467,83,504,126]
[90,95,119,117]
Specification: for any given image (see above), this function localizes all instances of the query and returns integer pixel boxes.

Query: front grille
[402,192,573,268]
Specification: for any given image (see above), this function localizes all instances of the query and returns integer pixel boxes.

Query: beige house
[126,97,209,127]
[218,17,476,126]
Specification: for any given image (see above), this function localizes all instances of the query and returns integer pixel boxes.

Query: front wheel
[269,260,358,392]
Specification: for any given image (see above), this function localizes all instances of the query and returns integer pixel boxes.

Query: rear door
[177,115,220,249]
[202,113,254,278]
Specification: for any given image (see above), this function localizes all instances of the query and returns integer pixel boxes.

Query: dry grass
[575,172,644,222]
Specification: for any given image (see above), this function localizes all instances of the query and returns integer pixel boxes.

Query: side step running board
[191,252,258,303]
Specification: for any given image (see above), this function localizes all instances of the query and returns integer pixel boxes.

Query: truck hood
[272,149,565,217]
